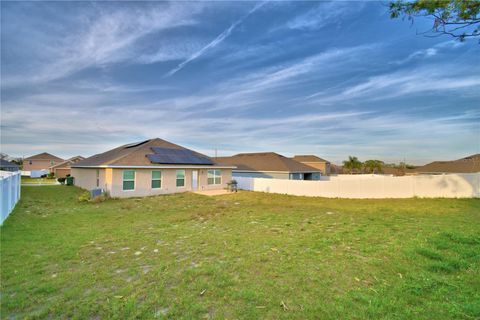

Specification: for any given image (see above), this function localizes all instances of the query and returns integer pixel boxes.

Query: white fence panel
[1,171,21,224]
[235,173,479,199]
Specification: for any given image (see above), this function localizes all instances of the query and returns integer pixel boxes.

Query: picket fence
[1,171,21,224]
[235,173,479,199]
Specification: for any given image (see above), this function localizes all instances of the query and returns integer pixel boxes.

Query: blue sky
[1,1,479,164]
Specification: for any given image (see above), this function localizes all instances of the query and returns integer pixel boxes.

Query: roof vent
[124,140,150,149]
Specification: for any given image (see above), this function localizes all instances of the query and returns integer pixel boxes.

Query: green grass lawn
[21,176,58,185]
[1,187,479,319]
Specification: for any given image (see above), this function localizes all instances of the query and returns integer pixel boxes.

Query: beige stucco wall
[54,168,71,178]
[71,167,232,198]
[24,159,60,171]
[71,168,106,191]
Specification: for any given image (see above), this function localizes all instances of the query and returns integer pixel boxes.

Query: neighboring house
[412,154,480,174]
[0,159,19,172]
[381,167,406,176]
[23,152,64,171]
[330,164,344,175]
[216,152,321,180]
[49,156,85,178]
[292,155,331,175]
[71,138,234,198]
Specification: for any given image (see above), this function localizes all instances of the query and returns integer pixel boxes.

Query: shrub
[47,172,55,179]
[77,191,91,202]
[77,190,109,203]
[57,177,66,185]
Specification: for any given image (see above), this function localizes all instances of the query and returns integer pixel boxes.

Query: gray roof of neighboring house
[413,154,480,173]
[0,159,19,170]
[292,155,330,163]
[215,152,320,173]
[50,156,86,169]
[24,152,64,162]
[72,138,231,168]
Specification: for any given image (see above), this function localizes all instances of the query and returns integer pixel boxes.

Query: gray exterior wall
[233,171,320,180]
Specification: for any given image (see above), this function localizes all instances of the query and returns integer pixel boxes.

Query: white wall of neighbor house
[235,173,480,198]
[71,167,231,198]
[234,171,291,179]
[233,171,321,180]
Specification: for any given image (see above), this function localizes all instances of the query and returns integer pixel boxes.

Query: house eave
[233,169,321,174]
[72,165,237,169]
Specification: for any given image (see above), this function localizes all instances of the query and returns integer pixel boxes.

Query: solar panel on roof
[148,147,214,165]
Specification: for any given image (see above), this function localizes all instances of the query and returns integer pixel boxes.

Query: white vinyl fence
[1,171,21,224]
[236,173,480,199]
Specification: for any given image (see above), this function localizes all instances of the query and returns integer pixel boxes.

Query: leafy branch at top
[389,0,480,42]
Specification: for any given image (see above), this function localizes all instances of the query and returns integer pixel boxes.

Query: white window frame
[176,170,185,188]
[151,170,162,189]
[207,169,222,185]
[122,170,135,191]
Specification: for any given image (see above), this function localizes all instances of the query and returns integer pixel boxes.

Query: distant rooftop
[216,152,319,173]
[414,154,480,173]
[292,155,329,163]
[24,152,64,161]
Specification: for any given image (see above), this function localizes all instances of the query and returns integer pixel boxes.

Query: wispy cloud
[164,2,267,77]
[393,48,438,65]
[287,2,365,30]
[2,3,205,86]
[307,65,480,103]
[136,40,207,64]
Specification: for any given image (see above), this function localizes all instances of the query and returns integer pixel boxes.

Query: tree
[364,160,384,174]
[343,156,363,174]
[389,0,480,42]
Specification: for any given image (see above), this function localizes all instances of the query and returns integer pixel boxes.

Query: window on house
[29,160,32,165]
[96,169,100,187]
[207,170,222,185]
[123,170,135,191]
[51,160,55,165]
[176,170,185,187]
[151,170,161,189]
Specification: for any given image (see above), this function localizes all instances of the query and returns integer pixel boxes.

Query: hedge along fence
[1,171,21,224]
[235,173,480,199]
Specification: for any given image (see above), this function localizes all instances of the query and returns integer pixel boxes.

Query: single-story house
[71,138,235,198]
[292,155,331,175]
[23,152,64,171]
[0,159,20,172]
[215,152,321,180]
[49,156,85,178]
[411,154,480,174]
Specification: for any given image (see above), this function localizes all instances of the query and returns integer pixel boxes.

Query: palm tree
[343,156,362,174]
[364,160,384,174]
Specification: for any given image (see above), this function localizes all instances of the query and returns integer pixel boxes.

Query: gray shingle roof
[72,138,228,167]
[215,152,319,172]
